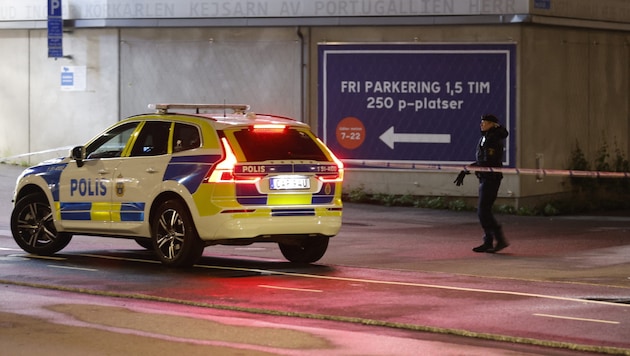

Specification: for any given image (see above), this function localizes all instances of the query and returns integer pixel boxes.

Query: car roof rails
[149,103,250,115]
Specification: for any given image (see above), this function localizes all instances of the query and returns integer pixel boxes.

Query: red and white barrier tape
[343,160,630,179]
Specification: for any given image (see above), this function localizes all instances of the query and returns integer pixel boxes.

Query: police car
[11,104,343,267]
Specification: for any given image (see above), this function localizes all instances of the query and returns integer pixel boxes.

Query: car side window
[85,122,140,159]
[130,121,172,157]
[172,123,201,152]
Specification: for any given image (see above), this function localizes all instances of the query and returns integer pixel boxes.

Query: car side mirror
[71,146,86,167]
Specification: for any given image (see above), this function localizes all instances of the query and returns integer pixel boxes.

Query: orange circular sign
[336,117,366,150]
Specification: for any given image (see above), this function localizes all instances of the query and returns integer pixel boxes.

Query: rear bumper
[196,207,342,241]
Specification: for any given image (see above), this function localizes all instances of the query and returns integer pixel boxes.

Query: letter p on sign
[49,0,61,16]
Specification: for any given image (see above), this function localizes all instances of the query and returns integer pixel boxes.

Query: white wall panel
[120,27,302,120]
[25,29,119,164]
[0,30,29,161]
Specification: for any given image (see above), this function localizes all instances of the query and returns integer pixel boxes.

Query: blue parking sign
[48,0,63,58]
[318,43,516,167]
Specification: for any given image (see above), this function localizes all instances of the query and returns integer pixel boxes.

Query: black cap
[481,114,499,123]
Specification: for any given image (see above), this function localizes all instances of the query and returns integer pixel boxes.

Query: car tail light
[205,137,262,184]
[204,138,237,183]
[315,139,344,183]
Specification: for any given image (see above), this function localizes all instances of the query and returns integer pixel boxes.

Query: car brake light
[252,124,286,132]
[205,138,237,183]
[315,140,344,182]
[205,138,261,184]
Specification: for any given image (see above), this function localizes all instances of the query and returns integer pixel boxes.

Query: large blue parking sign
[318,43,516,167]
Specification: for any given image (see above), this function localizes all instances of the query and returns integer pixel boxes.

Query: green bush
[566,138,630,212]
[448,199,468,211]
[346,185,371,203]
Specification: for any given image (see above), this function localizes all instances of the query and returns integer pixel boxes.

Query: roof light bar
[149,103,250,114]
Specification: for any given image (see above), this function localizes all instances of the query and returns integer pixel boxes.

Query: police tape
[342,159,630,179]
[0,146,73,163]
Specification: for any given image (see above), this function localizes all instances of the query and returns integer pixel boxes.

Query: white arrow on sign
[379,126,451,149]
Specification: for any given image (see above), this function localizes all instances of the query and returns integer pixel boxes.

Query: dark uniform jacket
[475,125,509,179]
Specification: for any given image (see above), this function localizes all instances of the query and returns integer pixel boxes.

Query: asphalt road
[1,163,630,355]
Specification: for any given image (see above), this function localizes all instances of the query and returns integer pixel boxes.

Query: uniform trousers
[477,175,502,244]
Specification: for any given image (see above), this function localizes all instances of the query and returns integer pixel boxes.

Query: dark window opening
[173,123,201,152]
[130,121,172,157]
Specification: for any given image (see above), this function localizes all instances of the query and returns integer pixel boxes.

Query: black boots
[472,229,509,253]
[472,243,494,253]
[472,233,494,252]
[493,227,510,252]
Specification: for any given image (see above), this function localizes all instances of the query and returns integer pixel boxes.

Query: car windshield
[86,122,140,159]
[233,128,328,161]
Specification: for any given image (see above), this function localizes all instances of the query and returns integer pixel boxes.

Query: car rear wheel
[279,236,329,264]
[152,199,204,267]
[11,193,72,255]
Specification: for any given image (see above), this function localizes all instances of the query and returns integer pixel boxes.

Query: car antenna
[223,99,226,117]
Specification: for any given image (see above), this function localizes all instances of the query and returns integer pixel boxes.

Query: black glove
[454,170,470,186]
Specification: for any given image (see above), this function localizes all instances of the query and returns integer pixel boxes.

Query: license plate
[269,176,310,190]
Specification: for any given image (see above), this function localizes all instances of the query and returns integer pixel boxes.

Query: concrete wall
[0,27,301,165]
[0,28,119,164]
[118,27,302,119]
[0,21,628,207]
[519,26,630,204]
[0,30,29,161]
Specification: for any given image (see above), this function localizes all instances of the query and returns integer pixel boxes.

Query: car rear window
[232,128,329,162]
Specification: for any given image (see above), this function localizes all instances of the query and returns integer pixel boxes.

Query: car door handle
[146,167,159,174]
[98,169,109,175]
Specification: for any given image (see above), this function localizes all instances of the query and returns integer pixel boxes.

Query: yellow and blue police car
[11,104,343,267]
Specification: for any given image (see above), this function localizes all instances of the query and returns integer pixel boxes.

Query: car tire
[11,193,72,255]
[152,199,204,267]
[279,236,329,264]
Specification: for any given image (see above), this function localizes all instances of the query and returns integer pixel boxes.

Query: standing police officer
[454,114,510,253]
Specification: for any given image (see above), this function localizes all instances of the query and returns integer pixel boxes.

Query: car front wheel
[11,193,72,255]
[279,236,329,264]
[152,199,204,267]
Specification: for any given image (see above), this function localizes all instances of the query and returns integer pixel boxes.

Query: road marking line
[199,265,630,308]
[533,313,620,325]
[47,265,98,272]
[79,253,161,264]
[25,254,66,261]
[258,284,323,293]
[18,251,629,309]
[0,247,21,251]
